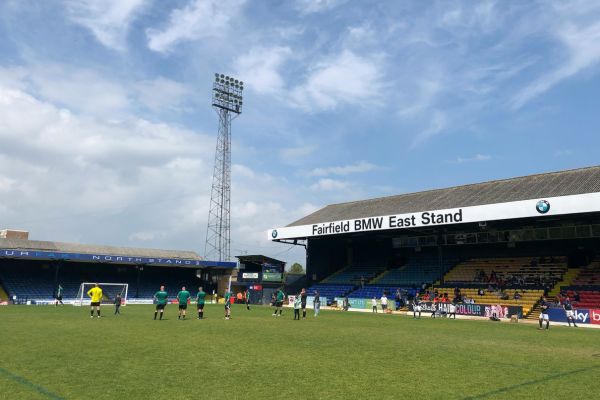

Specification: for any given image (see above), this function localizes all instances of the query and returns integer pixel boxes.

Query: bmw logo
[271,230,278,239]
[536,200,550,214]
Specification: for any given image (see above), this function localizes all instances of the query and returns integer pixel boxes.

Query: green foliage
[1,305,599,399]
[289,262,304,274]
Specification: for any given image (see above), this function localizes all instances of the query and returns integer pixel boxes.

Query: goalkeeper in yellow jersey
[87,283,103,318]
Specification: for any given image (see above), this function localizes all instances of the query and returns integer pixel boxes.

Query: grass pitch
[1,304,599,400]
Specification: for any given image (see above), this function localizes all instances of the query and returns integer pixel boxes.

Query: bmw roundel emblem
[271,230,278,238]
[536,200,550,214]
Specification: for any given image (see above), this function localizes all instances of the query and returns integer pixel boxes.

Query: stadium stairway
[525,303,541,320]
[368,268,392,284]
[321,267,347,283]
[372,266,406,284]
[547,267,580,298]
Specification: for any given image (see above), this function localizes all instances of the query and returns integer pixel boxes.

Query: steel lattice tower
[204,73,243,261]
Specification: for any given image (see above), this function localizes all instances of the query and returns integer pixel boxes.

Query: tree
[289,263,304,274]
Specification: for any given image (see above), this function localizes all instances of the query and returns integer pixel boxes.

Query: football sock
[154,311,157,320]
[545,321,549,329]
[90,310,93,317]
[279,309,282,315]
[539,319,543,328]
[97,310,101,317]
[159,312,163,320]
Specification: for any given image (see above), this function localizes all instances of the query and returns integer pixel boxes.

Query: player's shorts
[301,302,307,309]
[90,301,100,307]
[382,304,387,310]
[275,301,283,307]
[539,313,549,320]
[565,310,575,318]
[225,303,231,310]
[156,303,166,310]
[56,295,63,301]
[414,306,421,312]
[197,302,205,309]
[179,304,187,310]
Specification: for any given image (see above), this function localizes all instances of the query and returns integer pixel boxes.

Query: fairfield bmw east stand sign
[268,192,600,241]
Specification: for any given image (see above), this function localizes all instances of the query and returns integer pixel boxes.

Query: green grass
[1,304,600,400]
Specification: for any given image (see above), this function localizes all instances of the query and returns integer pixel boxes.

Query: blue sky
[0,0,599,266]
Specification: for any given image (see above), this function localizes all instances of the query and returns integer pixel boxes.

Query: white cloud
[129,230,168,242]
[450,154,492,164]
[0,68,322,266]
[512,20,600,109]
[309,161,378,177]
[146,0,246,53]
[24,65,130,116]
[134,77,190,112]
[410,110,447,149]
[310,178,348,191]
[295,0,346,14]
[397,76,442,118]
[0,84,215,249]
[65,0,146,51]
[291,50,385,111]
[279,145,316,162]
[234,46,292,94]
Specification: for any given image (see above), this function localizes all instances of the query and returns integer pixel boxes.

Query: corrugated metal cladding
[288,165,600,227]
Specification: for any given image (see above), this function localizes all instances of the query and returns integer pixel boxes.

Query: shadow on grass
[0,367,65,400]
[464,365,600,399]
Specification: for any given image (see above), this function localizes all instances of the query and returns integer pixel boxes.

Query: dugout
[234,254,286,305]
[268,166,600,287]
[0,235,237,303]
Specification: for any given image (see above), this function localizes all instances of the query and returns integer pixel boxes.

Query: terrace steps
[548,268,579,298]
[321,267,346,283]
[370,266,404,284]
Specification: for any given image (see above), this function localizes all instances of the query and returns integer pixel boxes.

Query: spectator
[380,293,388,313]
[293,294,301,320]
[395,289,401,311]
[478,288,484,296]
[371,296,378,313]
[313,290,321,317]
[114,294,122,315]
[530,258,538,267]
[574,291,581,302]
[343,296,349,311]
[513,291,521,300]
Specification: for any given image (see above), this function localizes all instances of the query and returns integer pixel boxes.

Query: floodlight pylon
[204,74,244,261]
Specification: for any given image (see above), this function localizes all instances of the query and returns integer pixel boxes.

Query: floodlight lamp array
[212,73,244,113]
